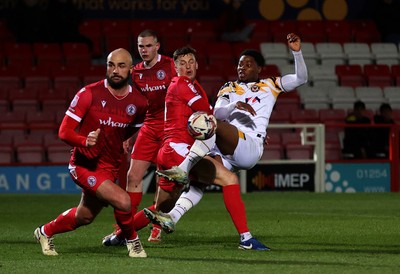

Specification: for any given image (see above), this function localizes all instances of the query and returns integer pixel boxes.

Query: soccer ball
[187,111,217,140]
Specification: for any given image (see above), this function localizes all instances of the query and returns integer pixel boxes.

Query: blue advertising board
[0,163,392,193]
[0,166,80,193]
[325,163,391,193]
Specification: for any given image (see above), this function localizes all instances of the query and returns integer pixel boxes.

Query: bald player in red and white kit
[34,48,149,258]
[102,29,176,245]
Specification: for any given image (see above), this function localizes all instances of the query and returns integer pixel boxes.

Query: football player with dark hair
[152,33,307,250]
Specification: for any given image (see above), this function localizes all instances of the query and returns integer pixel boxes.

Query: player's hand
[86,128,100,148]
[235,101,256,116]
[287,33,301,52]
[122,138,131,154]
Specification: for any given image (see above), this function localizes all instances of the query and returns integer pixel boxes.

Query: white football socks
[240,232,253,242]
[178,134,216,173]
[168,185,204,224]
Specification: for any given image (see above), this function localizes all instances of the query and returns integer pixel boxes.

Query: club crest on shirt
[251,84,260,92]
[126,104,137,116]
[156,70,166,80]
[70,94,79,107]
[87,176,97,187]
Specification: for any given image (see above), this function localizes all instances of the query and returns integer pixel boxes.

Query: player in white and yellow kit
[150,33,307,250]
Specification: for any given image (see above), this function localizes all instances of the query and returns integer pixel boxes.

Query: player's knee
[75,213,95,226]
[115,194,131,212]
[215,171,238,186]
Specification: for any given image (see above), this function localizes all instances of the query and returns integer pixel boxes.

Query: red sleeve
[58,113,87,147]
[190,80,213,115]
[190,98,213,115]
[179,78,213,115]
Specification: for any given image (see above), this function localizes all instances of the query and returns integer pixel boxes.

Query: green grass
[1,192,400,273]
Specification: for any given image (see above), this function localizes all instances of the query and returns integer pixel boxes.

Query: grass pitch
[1,192,399,273]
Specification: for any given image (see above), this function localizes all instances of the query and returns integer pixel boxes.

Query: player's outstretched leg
[143,208,176,234]
[155,166,189,185]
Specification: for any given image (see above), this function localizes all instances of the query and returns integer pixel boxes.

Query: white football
[187,111,217,140]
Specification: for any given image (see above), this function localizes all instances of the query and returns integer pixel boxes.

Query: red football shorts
[131,123,163,163]
[70,165,118,195]
[156,143,186,192]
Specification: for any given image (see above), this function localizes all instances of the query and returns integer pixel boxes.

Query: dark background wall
[0,0,396,20]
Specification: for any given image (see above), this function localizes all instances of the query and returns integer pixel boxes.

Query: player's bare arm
[235,101,256,116]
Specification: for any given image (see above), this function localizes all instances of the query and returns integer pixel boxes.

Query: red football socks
[43,207,78,237]
[133,204,155,231]
[128,191,142,216]
[222,184,249,234]
[114,208,137,241]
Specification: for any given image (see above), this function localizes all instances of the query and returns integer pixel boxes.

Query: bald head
[106,48,133,90]
[107,48,133,67]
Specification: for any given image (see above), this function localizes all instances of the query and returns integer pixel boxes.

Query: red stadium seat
[318,109,346,124]
[33,43,64,69]
[281,132,302,146]
[335,64,365,87]
[206,41,235,66]
[0,76,22,90]
[285,144,313,159]
[298,20,327,44]
[12,99,40,113]
[270,21,297,43]
[158,20,188,42]
[269,109,291,124]
[363,64,392,88]
[78,19,104,58]
[7,88,38,101]
[260,64,280,78]
[130,20,160,40]
[0,99,9,112]
[16,144,45,163]
[47,144,72,163]
[391,65,400,86]
[42,99,68,113]
[353,20,381,43]
[0,146,14,163]
[290,109,319,123]
[104,36,131,54]
[162,37,190,57]
[249,19,272,43]
[3,42,34,67]
[62,42,92,69]
[37,88,69,102]
[325,143,342,161]
[325,21,353,44]
[187,20,217,42]
[261,144,283,160]
[13,133,43,147]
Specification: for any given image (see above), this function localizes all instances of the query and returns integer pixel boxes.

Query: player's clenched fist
[86,128,100,147]
[287,33,301,52]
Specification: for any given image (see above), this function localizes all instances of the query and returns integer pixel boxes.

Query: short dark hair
[354,100,366,110]
[138,29,159,42]
[380,103,392,113]
[173,46,197,62]
[239,49,265,67]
